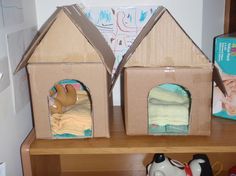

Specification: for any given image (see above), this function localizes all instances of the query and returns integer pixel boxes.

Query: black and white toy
[147,153,213,176]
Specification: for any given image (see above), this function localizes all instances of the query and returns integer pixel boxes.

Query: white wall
[202,0,225,59]
[0,89,32,176]
[0,0,37,175]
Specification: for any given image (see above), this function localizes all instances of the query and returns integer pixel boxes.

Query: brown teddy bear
[50,84,77,114]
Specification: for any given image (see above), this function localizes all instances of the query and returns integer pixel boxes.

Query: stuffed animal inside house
[49,84,77,114]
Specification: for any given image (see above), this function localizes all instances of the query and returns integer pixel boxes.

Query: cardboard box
[213,33,236,120]
[123,67,212,135]
[113,7,221,136]
[15,5,115,139]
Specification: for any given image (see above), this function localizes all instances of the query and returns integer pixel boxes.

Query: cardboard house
[15,5,115,139]
[113,7,219,136]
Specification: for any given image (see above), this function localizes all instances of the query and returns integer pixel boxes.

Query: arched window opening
[48,79,93,139]
[148,83,191,135]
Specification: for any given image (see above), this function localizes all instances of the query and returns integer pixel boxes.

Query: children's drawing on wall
[84,6,158,73]
[48,79,93,139]
[148,84,191,135]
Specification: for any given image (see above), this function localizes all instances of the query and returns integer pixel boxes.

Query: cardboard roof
[15,4,115,74]
[111,6,226,95]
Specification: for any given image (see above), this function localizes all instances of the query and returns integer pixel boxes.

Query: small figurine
[147,153,213,176]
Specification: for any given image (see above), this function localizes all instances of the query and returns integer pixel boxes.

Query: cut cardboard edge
[110,65,226,97]
[110,7,224,94]
[63,4,115,74]
[123,67,212,136]
[164,9,212,65]
[110,6,166,93]
[28,63,111,138]
[14,8,61,74]
[124,8,212,68]
[213,66,228,96]
[163,10,226,96]
[15,4,115,75]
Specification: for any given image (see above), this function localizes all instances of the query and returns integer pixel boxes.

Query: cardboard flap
[14,8,61,74]
[213,66,227,96]
[28,10,101,63]
[110,6,165,90]
[122,6,166,65]
[125,9,211,68]
[15,4,115,75]
[63,5,115,74]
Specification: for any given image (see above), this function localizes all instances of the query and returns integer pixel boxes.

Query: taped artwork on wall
[84,6,158,73]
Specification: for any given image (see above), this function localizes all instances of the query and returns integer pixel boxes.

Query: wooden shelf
[29,106,236,155]
[22,106,236,175]
[60,171,228,176]
[60,171,145,176]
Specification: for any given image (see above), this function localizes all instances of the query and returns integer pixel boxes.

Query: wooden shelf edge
[60,170,227,176]
[21,129,36,176]
[30,146,236,155]
[61,170,146,176]
[28,107,236,155]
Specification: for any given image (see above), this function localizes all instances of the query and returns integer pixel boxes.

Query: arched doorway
[148,83,191,135]
[48,79,93,138]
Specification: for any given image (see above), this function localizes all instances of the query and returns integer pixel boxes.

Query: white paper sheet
[7,27,36,72]
[1,0,24,26]
[0,0,4,28]
[0,57,10,93]
[6,26,37,112]
[0,162,6,176]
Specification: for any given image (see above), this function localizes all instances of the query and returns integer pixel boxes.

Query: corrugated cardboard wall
[126,12,211,68]
[29,11,100,63]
